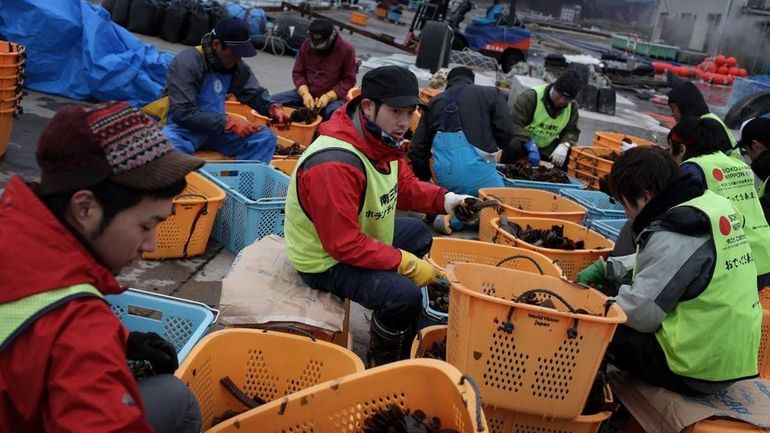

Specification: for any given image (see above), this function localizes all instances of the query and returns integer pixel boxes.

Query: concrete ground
[0,5,679,361]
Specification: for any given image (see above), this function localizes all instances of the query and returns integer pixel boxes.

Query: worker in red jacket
[284,66,481,366]
[0,102,203,433]
[273,18,357,120]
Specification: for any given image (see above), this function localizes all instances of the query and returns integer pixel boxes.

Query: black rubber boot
[366,313,415,367]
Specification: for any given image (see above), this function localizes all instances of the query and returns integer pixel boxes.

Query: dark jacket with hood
[166,46,274,133]
[294,99,448,271]
[0,177,152,433]
[409,74,519,181]
[667,81,710,118]
[293,35,357,99]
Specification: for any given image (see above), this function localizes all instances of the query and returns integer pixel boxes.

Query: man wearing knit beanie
[273,18,357,120]
[0,101,203,432]
[505,69,582,168]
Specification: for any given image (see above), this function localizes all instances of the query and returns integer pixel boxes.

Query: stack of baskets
[411,263,627,433]
[592,131,655,151]
[567,146,616,190]
[0,40,26,158]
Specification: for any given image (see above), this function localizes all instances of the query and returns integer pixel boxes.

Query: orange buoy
[715,54,726,66]
[718,65,729,75]
[727,56,737,67]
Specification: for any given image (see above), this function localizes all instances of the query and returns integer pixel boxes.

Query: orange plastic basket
[0,107,15,157]
[176,328,365,431]
[490,217,614,280]
[270,156,299,176]
[760,307,770,379]
[142,172,225,260]
[761,287,770,310]
[478,188,588,241]
[0,41,25,66]
[484,406,611,433]
[445,263,627,419]
[205,359,490,433]
[427,238,564,278]
[252,106,321,147]
[224,101,258,122]
[592,132,655,151]
[410,324,448,358]
[195,150,234,161]
[567,165,603,190]
[411,109,421,133]
[350,11,369,25]
[346,86,361,100]
[419,88,442,104]
[570,146,617,175]
[682,417,769,432]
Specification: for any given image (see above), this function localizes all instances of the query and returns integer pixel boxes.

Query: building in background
[651,0,770,73]
[560,5,582,22]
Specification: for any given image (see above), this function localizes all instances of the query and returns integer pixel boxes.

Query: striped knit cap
[37,101,203,195]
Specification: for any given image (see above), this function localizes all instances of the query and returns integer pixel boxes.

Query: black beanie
[309,19,334,39]
[447,66,475,82]
[553,70,583,99]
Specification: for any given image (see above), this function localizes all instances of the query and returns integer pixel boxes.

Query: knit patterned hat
[37,101,204,195]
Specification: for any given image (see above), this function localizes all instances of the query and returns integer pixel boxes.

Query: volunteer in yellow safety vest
[504,70,581,168]
[738,117,770,223]
[669,116,770,288]
[667,81,742,160]
[602,147,761,395]
[284,66,483,366]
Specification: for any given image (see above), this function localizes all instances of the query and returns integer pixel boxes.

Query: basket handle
[177,195,210,259]
[459,375,485,432]
[261,324,317,341]
[220,376,262,409]
[515,288,577,314]
[496,289,581,339]
[494,254,544,275]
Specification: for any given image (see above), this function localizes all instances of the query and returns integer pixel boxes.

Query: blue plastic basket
[558,189,626,221]
[199,162,290,254]
[418,286,448,330]
[106,289,219,362]
[588,219,627,241]
[498,166,585,194]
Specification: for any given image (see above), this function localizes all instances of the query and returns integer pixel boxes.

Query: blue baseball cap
[213,18,257,58]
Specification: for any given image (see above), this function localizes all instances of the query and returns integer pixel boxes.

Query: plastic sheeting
[463,22,530,52]
[225,3,266,36]
[0,0,173,105]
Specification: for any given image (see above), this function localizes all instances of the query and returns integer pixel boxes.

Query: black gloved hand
[126,331,178,374]
[455,197,481,224]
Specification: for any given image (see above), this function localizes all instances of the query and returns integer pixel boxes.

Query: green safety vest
[284,136,399,273]
[0,284,103,352]
[656,190,761,381]
[687,152,770,276]
[525,84,572,149]
[700,113,742,160]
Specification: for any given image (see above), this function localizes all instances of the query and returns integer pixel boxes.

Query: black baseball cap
[361,66,422,108]
[739,117,770,148]
[213,18,257,58]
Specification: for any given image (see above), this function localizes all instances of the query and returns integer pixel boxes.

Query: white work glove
[620,141,637,152]
[443,192,480,223]
[551,142,571,167]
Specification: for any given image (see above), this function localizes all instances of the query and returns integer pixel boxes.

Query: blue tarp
[225,3,266,36]
[0,0,173,105]
[463,22,530,52]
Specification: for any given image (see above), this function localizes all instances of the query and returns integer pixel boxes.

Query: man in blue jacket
[162,18,289,162]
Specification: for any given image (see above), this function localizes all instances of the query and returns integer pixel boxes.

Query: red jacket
[292,35,357,99]
[296,102,447,271]
[0,177,152,433]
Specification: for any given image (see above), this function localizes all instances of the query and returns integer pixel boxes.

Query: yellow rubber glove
[397,249,446,286]
[297,85,315,109]
[315,90,337,109]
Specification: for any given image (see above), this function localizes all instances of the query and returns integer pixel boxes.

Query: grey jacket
[409,76,519,181]
[166,47,274,133]
[606,205,717,334]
